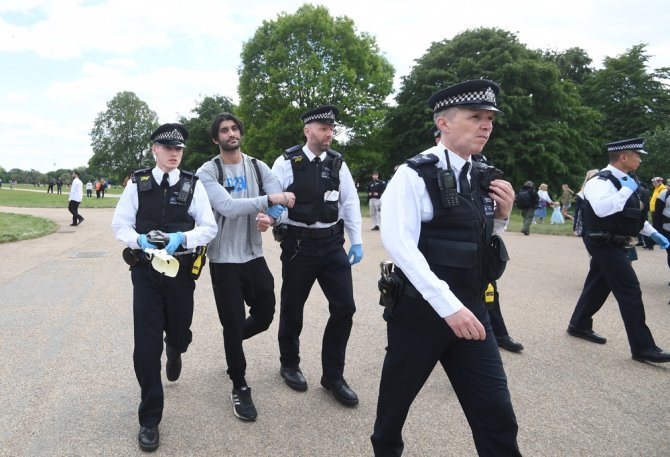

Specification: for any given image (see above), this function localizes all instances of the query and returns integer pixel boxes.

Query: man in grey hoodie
[197,113,295,421]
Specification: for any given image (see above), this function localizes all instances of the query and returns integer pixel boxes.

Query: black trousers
[569,237,656,354]
[371,296,521,457]
[131,263,195,427]
[278,232,355,381]
[67,200,82,225]
[209,258,275,384]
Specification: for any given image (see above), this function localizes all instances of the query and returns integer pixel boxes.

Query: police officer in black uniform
[111,123,217,452]
[567,138,670,363]
[371,80,521,456]
[271,105,363,407]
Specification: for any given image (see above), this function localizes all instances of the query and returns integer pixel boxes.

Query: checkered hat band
[303,111,335,123]
[608,143,643,151]
[154,129,184,142]
[434,89,496,110]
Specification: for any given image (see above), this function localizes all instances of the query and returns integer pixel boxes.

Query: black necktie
[314,156,321,164]
[459,162,471,195]
[161,173,169,189]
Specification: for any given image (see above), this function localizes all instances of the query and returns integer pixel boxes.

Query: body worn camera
[436,169,460,208]
[177,178,193,204]
[475,165,504,191]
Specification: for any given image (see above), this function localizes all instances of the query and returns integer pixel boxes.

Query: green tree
[580,44,670,143]
[385,28,601,190]
[637,127,670,183]
[238,4,394,166]
[179,95,236,172]
[89,91,159,183]
[544,47,594,84]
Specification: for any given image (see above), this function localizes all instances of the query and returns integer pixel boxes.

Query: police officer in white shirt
[371,80,521,456]
[568,138,670,363]
[272,105,363,407]
[111,123,217,452]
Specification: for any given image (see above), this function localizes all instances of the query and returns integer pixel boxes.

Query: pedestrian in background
[67,171,84,226]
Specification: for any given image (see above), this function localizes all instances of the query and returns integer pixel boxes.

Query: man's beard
[219,140,239,152]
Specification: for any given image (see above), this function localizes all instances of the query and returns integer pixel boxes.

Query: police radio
[436,168,460,208]
[177,176,194,204]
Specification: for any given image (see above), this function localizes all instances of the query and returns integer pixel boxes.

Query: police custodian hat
[151,123,188,147]
[300,105,339,125]
[606,137,647,155]
[428,79,503,115]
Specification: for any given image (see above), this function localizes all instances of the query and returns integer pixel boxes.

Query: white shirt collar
[152,167,179,186]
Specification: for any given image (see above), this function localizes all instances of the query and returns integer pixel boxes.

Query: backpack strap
[250,158,266,196]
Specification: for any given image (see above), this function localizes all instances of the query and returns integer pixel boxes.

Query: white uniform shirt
[381,144,508,318]
[272,145,362,245]
[69,177,83,202]
[583,164,656,237]
[111,167,217,250]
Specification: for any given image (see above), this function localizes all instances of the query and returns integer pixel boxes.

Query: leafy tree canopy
[179,95,236,172]
[238,4,394,167]
[89,91,159,183]
[385,27,601,191]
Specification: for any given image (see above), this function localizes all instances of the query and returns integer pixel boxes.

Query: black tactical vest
[284,146,342,225]
[133,168,196,236]
[583,171,644,236]
[404,154,495,303]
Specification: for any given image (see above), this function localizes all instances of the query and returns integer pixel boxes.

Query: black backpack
[516,188,532,209]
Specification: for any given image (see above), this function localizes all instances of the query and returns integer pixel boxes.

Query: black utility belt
[585,231,633,248]
[286,220,343,239]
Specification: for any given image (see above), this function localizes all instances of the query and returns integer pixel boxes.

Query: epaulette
[406,153,439,170]
[597,170,612,180]
[283,145,303,159]
[326,149,342,159]
[130,167,152,183]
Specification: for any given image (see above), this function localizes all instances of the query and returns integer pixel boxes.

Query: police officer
[567,138,670,363]
[111,123,217,452]
[371,80,521,456]
[197,113,294,421]
[271,105,363,407]
[367,171,386,230]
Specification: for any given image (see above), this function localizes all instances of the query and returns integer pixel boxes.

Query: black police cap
[606,137,647,155]
[151,123,188,147]
[300,105,339,125]
[428,79,503,115]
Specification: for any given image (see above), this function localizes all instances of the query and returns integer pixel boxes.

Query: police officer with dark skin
[111,123,217,452]
[567,138,670,363]
[271,105,363,407]
[371,80,522,456]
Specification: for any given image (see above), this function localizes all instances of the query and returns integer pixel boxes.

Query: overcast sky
[2,0,669,174]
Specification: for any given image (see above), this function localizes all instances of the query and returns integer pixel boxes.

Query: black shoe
[69,223,77,226]
[138,426,159,452]
[635,242,644,246]
[496,335,524,353]
[166,347,182,381]
[78,217,84,224]
[231,387,257,421]
[632,346,670,363]
[280,366,307,391]
[320,377,359,407]
[567,325,607,344]
[371,226,379,231]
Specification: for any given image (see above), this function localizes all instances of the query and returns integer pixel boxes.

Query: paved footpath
[0,206,668,457]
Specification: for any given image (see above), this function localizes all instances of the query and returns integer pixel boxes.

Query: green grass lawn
[0,212,59,243]
[0,187,118,208]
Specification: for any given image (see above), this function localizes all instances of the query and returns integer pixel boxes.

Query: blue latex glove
[348,244,363,265]
[165,232,185,255]
[618,176,638,192]
[267,204,286,220]
[651,232,670,249]
[137,234,157,250]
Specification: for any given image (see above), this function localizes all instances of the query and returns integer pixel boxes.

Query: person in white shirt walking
[68,171,84,226]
